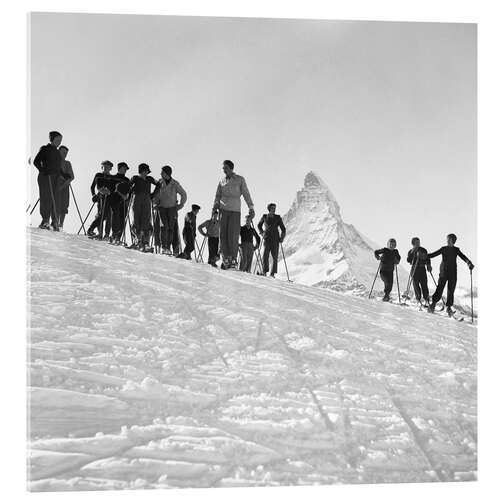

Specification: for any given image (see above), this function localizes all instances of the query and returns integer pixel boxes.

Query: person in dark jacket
[56,145,75,230]
[428,233,474,314]
[178,204,200,260]
[33,131,63,230]
[374,239,401,301]
[257,203,286,277]
[129,163,157,251]
[108,162,130,244]
[87,160,115,239]
[198,210,220,267]
[406,237,432,304]
[239,215,261,272]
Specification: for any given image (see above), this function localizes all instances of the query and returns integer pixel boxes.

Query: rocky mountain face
[278,171,385,294]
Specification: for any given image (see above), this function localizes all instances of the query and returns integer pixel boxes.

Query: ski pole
[368,261,382,299]
[280,241,292,282]
[196,235,207,262]
[403,255,417,303]
[29,198,40,215]
[78,202,96,235]
[48,177,60,230]
[26,203,30,213]
[69,184,87,235]
[250,221,264,274]
[470,268,474,324]
[195,238,204,263]
[395,265,401,304]
[121,194,134,246]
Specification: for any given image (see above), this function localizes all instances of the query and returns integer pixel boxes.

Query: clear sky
[28,13,476,276]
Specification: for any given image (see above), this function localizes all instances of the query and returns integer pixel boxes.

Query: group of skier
[373,235,474,317]
[32,131,288,276]
[32,130,475,308]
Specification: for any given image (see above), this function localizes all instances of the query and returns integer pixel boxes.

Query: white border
[2,1,498,499]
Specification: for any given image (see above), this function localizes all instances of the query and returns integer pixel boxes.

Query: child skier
[374,239,401,301]
[406,237,432,305]
[239,215,261,273]
[128,163,157,251]
[257,203,286,277]
[87,160,116,239]
[178,205,201,260]
[108,162,130,244]
[427,233,474,315]
[198,210,221,267]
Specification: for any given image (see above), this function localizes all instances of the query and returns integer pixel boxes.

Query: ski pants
[183,229,195,259]
[208,236,219,264]
[432,270,457,307]
[133,194,152,245]
[262,238,279,275]
[88,195,111,236]
[412,267,429,302]
[57,177,70,225]
[380,267,394,297]
[219,210,240,261]
[111,200,126,240]
[158,207,178,250]
[37,172,60,226]
[239,241,254,272]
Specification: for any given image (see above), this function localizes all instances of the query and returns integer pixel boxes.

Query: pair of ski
[378,296,464,322]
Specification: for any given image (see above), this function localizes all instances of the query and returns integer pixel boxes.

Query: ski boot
[427,302,436,313]
[38,222,51,230]
[446,306,455,317]
[382,295,390,302]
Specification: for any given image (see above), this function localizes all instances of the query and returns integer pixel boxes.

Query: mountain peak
[304,171,325,189]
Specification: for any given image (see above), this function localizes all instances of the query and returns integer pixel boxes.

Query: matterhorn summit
[279,171,379,293]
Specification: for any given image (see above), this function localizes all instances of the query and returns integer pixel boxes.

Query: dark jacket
[240,225,261,246]
[428,246,472,274]
[129,175,157,197]
[407,247,430,268]
[374,248,401,270]
[257,213,286,241]
[91,173,117,196]
[33,144,61,175]
[183,211,197,236]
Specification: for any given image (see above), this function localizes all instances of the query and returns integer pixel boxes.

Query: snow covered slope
[279,171,404,293]
[27,228,476,491]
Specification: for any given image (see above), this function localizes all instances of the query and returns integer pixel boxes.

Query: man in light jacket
[152,165,187,255]
[213,160,255,269]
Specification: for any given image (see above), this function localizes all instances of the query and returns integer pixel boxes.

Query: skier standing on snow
[128,163,157,252]
[198,210,221,267]
[87,160,116,239]
[108,162,130,244]
[177,204,200,260]
[213,160,255,269]
[374,239,401,301]
[56,145,74,230]
[239,215,261,272]
[33,130,63,230]
[427,233,474,315]
[151,165,187,255]
[257,203,286,277]
[406,237,432,305]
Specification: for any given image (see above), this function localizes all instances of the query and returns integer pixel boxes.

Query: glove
[279,237,284,243]
[375,255,380,260]
[468,262,474,271]
[427,265,432,273]
[248,208,255,219]
[92,194,99,203]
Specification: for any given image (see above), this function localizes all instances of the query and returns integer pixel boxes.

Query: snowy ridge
[279,171,406,293]
[28,228,476,490]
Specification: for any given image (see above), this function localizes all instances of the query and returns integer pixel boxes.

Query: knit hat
[192,204,201,211]
[138,163,151,174]
[161,165,172,176]
[117,162,129,170]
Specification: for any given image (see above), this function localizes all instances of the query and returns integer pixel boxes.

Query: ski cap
[117,162,129,170]
[161,165,172,176]
[138,163,151,174]
[192,204,201,211]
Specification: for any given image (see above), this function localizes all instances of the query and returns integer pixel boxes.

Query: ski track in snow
[27,228,477,491]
